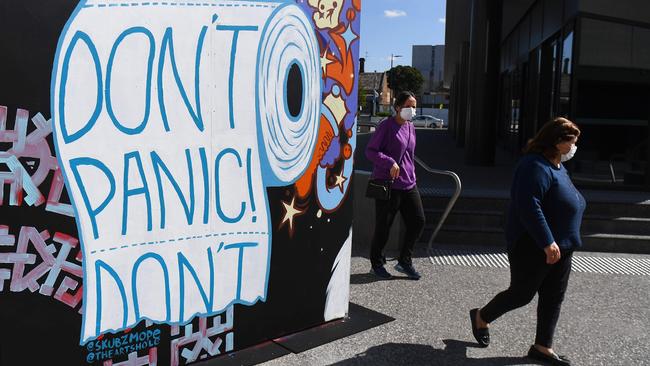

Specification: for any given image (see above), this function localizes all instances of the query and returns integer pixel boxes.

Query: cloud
[384,9,407,18]
[438,18,446,24]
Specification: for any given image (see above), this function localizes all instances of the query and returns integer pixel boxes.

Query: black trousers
[480,234,573,348]
[370,187,425,268]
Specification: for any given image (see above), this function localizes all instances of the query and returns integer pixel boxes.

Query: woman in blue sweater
[469,118,585,366]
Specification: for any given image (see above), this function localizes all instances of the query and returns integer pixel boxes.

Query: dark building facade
[446,0,650,190]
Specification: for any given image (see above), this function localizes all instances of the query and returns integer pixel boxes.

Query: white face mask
[561,144,577,162]
[399,107,416,121]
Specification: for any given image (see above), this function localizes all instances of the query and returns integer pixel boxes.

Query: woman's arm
[514,160,555,250]
[365,122,395,170]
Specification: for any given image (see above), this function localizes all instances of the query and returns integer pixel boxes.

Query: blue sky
[359,0,446,73]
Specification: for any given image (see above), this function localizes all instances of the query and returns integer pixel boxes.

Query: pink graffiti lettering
[0,105,74,216]
[0,225,83,311]
[170,306,234,366]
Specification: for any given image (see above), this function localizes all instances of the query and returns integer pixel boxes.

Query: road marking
[428,248,650,276]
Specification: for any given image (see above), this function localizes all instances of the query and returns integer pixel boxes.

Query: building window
[510,69,521,135]
[529,47,542,132]
[539,36,561,123]
[558,29,574,118]
[549,38,560,117]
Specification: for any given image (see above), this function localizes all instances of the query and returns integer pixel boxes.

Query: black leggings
[480,234,573,348]
[370,187,425,268]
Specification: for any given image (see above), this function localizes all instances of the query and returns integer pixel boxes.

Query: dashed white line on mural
[90,231,267,254]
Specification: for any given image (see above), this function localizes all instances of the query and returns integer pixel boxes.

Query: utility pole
[390,53,402,69]
[389,54,403,105]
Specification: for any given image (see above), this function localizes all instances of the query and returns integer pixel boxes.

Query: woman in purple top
[365,91,425,280]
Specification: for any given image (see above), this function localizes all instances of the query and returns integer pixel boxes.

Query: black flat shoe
[469,308,490,347]
[527,345,571,366]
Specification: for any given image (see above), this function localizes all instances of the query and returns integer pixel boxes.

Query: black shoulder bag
[365,124,412,201]
[365,178,393,201]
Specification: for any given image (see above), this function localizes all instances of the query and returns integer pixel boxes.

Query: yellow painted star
[333,173,347,193]
[280,196,305,235]
[321,49,334,76]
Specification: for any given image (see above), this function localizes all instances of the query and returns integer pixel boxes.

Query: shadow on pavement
[329,339,541,366]
[349,272,413,284]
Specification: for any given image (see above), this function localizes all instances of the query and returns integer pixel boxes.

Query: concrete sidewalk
[262,250,650,365]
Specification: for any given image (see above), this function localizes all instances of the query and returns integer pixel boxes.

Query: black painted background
[0,1,353,364]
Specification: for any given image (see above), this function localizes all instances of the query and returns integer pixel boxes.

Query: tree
[387,66,424,96]
[357,80,367,112]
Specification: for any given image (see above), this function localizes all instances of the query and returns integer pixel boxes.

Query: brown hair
[523,117,580,157]
[393,91,416,109]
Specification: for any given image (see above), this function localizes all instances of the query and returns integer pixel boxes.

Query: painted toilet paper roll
[50,0,321,343]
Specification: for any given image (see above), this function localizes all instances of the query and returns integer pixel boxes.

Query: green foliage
[387,66,424,95]
[358,81,367,111]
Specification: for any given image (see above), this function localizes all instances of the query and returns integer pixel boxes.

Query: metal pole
[412,156,462,264]
[390,54,394,105]
[389,54,402,106]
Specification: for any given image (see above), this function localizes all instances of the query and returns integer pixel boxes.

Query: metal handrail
[414,155,462,264]
[608,138,647,184]
[608,153,625,184]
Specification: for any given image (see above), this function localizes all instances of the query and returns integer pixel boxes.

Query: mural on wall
[0,0,360,365]
[52,0,324,342]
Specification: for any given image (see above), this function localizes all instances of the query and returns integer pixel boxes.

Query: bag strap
[385,123,412,184]
[396,122,412,166]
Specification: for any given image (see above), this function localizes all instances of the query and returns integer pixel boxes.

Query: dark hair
[523,117,580,156]
[393,91,416,109]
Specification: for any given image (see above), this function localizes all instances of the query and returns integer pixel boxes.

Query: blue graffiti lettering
[178,247,214,319]
[132,253,171,321]
[106,27,156,135]
[151,149,195,228]
[122,151,153,235]
[69,157,116,240]
[215,24,259,129]
[91,241,257,339]
[214,148,246,224]
[157,26,208,132]
[58,31,103,144]
[95,260,128,335]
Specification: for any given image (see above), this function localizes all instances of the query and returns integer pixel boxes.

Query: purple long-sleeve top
[365,117,417,190]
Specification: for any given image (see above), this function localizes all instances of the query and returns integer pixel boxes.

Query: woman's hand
[390,162,400,179]
[543,243,561,264]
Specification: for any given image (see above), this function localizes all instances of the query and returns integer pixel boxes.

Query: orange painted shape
[342,143,352,159]
[326,25,355,94]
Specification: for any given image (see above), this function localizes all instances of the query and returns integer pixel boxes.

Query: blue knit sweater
[506,153,586,251]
